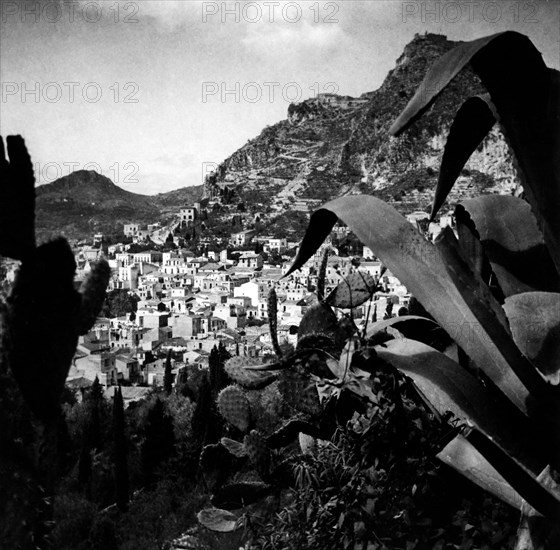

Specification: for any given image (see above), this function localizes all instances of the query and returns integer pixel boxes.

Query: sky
[1,0,559,194]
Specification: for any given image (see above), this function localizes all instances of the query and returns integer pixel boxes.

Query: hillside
[35,33,518,242]
[205,33,517,214]
[35,171,203,241]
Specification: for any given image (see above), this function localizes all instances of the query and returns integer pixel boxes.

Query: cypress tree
[141,397,175,485]
[78,376,104,493]
[87,375,103,452]
[112,386,129,511]
[163,350,173,395]
[217,341,231,365]
[209,343,231,396]
[208,345,220,393]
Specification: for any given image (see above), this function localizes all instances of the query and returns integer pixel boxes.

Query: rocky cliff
[205,33,517,215]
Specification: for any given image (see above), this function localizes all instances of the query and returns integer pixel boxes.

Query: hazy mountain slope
[35,170,203,241]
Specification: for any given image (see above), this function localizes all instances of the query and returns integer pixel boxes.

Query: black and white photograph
[1,1,560,548]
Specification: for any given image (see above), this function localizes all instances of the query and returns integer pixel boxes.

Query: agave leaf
[437,434,523,511]
[503,292,560,384]
[457,196,560,296]
[472,58,560,274]
[325,271,376,309]
[366,315,452,352]
[390,33,503,136]
[197,508,239,532]
[376,337,545,473]
[435,227,548,403]
[286,195,548,415]
[464,428,560,519]
[516,466,560,548]
[455,210,486,280]
[393,32,560,274]
[431,94,496,220]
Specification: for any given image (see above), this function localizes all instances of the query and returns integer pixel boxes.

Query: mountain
[36,33,517,242]
[35,170,203,241]
[205,33,517,214]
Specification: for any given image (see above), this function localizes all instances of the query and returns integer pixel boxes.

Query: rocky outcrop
[205,32,517,214]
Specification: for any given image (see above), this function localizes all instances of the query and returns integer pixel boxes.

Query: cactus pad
[225,356,278,389]
[217,385,251,432]
[299,433,318,455]
[279,370,322,417]
[244,430,271,479]
[220,437,247,458]
[197,508,238,532]
[297,302,338,341]
[325,270,376,309]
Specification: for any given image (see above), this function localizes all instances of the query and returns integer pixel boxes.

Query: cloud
[242,19,347,53]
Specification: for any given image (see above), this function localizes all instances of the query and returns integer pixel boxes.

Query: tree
[141,397,175,485]
[163,350,173,395]
[101,289,140,319]
[86,376,104,452]
[78,376,104,495]
[208,343,230,397]
[112,386,129,511]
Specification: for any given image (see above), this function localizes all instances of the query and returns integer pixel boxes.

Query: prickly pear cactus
[221,437,247,458]
[244,430,271,479]
[299,433,318,455]
[0,135,110,547]
[197,508,238,532]
[297,302,341,356]
[217,385,251,433]
[325,270,377,309]
[278,370,322,417]
[0,135,35,260]
[4,239,110,423]
[0,136,110,423]
[224,356,278,389]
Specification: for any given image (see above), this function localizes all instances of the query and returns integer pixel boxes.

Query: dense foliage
[101,289,141,319]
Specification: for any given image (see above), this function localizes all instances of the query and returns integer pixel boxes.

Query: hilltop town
[0,31,520,409]
[1,196,455,406]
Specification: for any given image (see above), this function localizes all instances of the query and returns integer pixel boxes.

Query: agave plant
[284,31,560,549]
